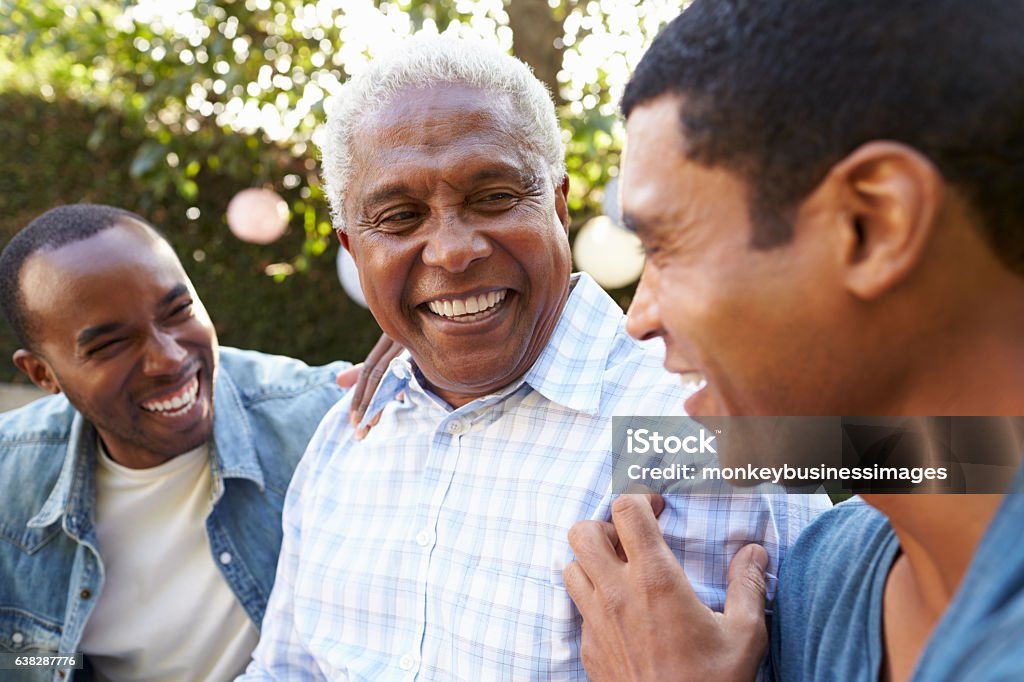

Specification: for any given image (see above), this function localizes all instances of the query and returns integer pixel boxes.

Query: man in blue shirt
[0,204,390,680]
[564,1,1024,680]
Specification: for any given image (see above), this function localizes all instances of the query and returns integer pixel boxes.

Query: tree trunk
[506,0,564,104]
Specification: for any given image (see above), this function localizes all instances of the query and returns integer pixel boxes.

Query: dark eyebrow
[77,322,124,348]
[160,283,190,307]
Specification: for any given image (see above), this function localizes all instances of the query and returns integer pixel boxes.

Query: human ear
[555,175,570,233]
[827,141,944,300]
[336,228,359,266]
[12,349,61,394]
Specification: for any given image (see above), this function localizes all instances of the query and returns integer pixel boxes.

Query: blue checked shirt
[241,273,831,681]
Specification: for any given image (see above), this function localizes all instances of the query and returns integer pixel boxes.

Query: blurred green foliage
[0,92,380,382]
[0,0,676,381]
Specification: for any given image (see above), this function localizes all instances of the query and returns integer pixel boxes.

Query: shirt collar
[28,411,95,529]
[28,351,264,528]
[359,272,624,425]
[520,272,623,414]
[209,359,265,490]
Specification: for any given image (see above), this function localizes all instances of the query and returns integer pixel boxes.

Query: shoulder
[0,392,77,446]
[218,347,349,406]
[771,497,894,680]
[213,348,350,480]
[776,497,893,608]
[781,496,891,572]
[0,395,76,546]
[0,394,77,481]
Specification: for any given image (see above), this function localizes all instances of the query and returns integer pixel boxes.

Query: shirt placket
[403,411,471,680]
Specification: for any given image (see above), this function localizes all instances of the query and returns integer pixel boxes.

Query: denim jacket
[0,347,347,681]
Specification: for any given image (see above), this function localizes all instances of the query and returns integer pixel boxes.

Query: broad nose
[420,212,492,273]
[143,329,188,376]
[625,265,665,342]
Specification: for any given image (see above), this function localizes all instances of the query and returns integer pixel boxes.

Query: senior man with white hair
[240,35,830,680]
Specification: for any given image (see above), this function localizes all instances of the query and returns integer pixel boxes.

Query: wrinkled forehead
[360,83,517,141]
[346,85,549,206]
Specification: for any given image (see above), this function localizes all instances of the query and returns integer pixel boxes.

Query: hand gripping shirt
[244,273,832,681]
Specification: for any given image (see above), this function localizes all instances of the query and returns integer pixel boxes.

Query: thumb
[724,544,768,631]
[336,363,363,390]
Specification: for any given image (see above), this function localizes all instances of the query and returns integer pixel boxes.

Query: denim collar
[27,355,265,529]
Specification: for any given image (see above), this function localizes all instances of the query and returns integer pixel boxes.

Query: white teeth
[142,376,199,415]
[678,372,707,393]
[427,290,508,319]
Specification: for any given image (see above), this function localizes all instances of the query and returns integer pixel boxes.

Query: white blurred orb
[226,188,289,244]
[572,215,645,289]
[336,247,368,308]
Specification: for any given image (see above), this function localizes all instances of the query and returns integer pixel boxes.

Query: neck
[865,494,1003,617]
[877,254,1024,416]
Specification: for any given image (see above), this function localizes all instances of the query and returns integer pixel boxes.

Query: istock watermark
[612,416,1023,495]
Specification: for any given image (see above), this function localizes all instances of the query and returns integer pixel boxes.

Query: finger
[353,409,383,441]
[723,544,769,646]
[336,363,363,390]
[609,494,673,564]
[563,560,595,608]
[350,333,399,424]
[568,520,626,579]
[351,357,390,424]
[620,487,667,519]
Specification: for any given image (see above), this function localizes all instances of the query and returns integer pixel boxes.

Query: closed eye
[169,300,194,320]
[382,211,419,223]
[473,192,518,211]
[87,337,127,357]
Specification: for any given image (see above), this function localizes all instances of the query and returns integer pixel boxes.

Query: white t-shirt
[80,441,259,681]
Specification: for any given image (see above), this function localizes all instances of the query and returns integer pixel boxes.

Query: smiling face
[15,218,217,468]
[339,84,571,407]
[622,94,859,417]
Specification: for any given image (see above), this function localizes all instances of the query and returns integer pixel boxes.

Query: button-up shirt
[244,274,831,681]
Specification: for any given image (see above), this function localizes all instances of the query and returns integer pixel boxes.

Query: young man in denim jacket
[0,204,388,680]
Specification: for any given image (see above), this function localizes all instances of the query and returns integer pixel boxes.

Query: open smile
[140,373,201,418]
[424,289,509,323]
[676,370,707,392]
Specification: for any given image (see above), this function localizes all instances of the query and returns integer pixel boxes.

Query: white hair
[320,34,566,232]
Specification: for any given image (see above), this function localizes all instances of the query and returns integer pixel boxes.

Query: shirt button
[80,588,92,599]
[447,419,467,435]
[415,530,434,547]
[399,654,416,671]
[11,632,23,645]
[219,552,232,565]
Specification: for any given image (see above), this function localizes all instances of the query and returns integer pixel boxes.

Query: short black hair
[622,0,1024,269]
[0,204,158,349]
